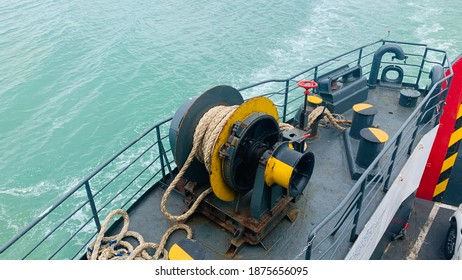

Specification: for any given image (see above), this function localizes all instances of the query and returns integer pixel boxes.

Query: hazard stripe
[441,153,458,173]
[456,116,462,129]
[446,144,459,158]
[434,178,449,197]
[437,168,452,185]
[448,126,462,147]
[434,103,462,199]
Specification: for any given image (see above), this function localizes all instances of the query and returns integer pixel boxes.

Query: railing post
[415,48,428,89]
[304,234,315,260]
[283,80,289,123]
[384,133,402,192]
[156,126,166,180]
[350,180,366,242]
[433,90,445,128]
[314,66,318,80]
[407,112,424,155]
[357,48,363,65]
[433,78,451,128]
[84,181,101,231]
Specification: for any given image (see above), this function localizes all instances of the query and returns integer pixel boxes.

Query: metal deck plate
[105,85,434,260]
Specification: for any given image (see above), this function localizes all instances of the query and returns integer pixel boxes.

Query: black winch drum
[169,85,244,184]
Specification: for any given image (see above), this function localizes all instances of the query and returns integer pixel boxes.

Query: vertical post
[415,48,428,89]
[433,88,445,128]
[434,77,452,127]
[304,234,315,260]
[162,141,173,177]
[156,126,166,180]
[357,48,363,65]
[314,66,318,80]
[84,181,101,231]
[384,133,402,191]
[283,80,289,123]
[350,180,366,242]
[407,111,424,155]
[434,77,453,126]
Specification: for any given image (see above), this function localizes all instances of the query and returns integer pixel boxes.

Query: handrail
[0,39,452,259]
[0,117,173,257]
[304,60,453,259]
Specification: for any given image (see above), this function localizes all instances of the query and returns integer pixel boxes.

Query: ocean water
[0,0,461,253]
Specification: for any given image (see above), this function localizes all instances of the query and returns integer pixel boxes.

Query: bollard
[349,103,378,139]
[355,127,389,169]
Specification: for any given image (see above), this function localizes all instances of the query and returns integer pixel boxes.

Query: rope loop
[89,103,302,260]
[307,106,350,132]
[87,209,193,260]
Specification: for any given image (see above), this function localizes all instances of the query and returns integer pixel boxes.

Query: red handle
[297,80,318,95]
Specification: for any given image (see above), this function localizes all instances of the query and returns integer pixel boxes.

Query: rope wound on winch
[168,85,316,202]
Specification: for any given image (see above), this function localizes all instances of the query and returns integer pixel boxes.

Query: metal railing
[300,46,453,260]
[0,39,452,260]
[0,118,175,259]
[233,40,452,260]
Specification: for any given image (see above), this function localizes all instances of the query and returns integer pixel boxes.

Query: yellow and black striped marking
[169,239,205,260]
[434,104,462,200]
[359,127,389,143]
[352,103,377,115]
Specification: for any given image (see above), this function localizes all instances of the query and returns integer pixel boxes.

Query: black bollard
[349,103,378,140]
[355,127,389,169]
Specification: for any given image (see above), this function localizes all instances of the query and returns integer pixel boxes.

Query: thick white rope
[87,209,192,260]
[307,106,350,132]
[89,103,297,260]
[160,105,238,222]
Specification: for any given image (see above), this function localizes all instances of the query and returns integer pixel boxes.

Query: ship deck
[379,198,455,260]
[0,40,454,261]
[102,84,439,260]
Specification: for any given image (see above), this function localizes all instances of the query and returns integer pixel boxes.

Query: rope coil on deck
[87,209,192,260]
[89,103,299,260]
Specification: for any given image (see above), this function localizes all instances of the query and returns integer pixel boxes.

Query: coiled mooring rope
[89,103,349,260]
[88,105,240,260]
[87,209,192,260]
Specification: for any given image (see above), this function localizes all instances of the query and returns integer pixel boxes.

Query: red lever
[297,80,318,95]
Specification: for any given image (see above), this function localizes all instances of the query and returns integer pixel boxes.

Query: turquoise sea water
[0,0,461,252]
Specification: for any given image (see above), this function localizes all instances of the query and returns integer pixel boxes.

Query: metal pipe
[85,181,101,231]
[350,181,366,242]
[283,80,289,122]
[384,133,402,191]
[368,44,405,89]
